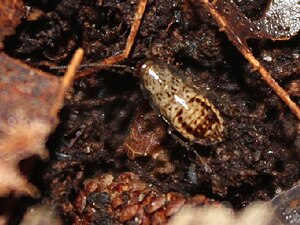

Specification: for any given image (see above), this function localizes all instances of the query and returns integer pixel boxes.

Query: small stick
[244,51,300,120]
[199,0,300,120]
[77,0,148,78]
[51,48,84,116]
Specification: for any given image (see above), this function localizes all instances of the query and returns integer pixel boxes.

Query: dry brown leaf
[0,0,24,48]
[0,49,83,198]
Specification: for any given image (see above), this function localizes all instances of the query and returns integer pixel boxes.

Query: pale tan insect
[140,60,224,145]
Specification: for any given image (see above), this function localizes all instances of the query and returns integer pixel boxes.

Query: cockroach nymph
[139,60,224,145]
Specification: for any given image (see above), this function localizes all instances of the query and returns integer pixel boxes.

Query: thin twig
[199,0,300,120]
[51,48,84,117]
[77,0,148,78]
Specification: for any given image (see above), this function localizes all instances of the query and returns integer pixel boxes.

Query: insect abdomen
[140,60,224,145]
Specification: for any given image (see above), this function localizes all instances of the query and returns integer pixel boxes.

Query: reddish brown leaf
[0,0,24,48]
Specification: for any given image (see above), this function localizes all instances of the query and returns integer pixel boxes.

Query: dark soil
[4,0,300,224]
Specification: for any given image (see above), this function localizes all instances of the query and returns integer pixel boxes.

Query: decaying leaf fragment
[118,106,166,160]
[0,49,83,197]
[0,0,24,48]
[74,172,218,224]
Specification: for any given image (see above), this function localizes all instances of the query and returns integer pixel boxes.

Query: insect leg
[167,127,213,173]
[167,127,193,150]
